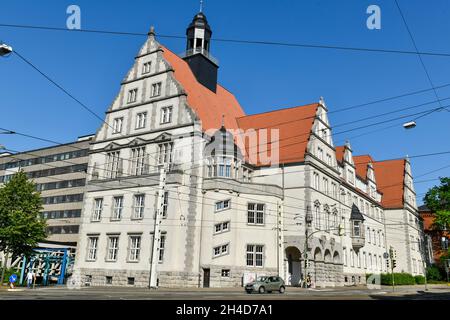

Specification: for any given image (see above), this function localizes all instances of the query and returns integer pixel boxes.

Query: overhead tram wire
[9,45,450,170]
[1,144,446,220]
[394,0,450,121]
[3,125,450,187]
[4,23,450,58]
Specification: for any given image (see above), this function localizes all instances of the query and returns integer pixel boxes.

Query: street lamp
[403,121,417,129]
[0,42,13,57]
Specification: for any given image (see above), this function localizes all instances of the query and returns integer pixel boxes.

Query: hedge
[366,273,419,285]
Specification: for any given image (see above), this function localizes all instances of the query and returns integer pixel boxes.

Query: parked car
[245,276,285,294]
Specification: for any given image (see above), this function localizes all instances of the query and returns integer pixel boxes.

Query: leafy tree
[423,177,450,231]
[0,171,47,285]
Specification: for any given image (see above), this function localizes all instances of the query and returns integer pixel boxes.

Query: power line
[394,0,450,121]
[3,23,450,58]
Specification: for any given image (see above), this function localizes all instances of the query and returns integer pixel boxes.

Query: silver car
[245,276,286,294]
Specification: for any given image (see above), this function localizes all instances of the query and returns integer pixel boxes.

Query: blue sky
[1,0,450,203]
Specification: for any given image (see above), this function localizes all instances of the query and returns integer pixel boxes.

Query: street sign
[383,252,389,259]
[9,274,17,283]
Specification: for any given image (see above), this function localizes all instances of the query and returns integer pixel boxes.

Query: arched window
[333,209,338,228]
[324,205,330,231]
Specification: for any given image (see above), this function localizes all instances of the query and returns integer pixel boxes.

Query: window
[350,249,354,267]
[372,229,376,245]
[92,198,103,221]
[213,243,229,257]
[87,236,98,261]
[353,221,361,237]
[106,276,113,285]
[247,203,265,225]
[217,157,232,177]
[347,169,354,184]
[159,234,165,262]
[363,252,367,268]
[107,236,119,261]
[331,183,337,199]
[343,247,347,266]
[151,82,162,97]
[142,61,151,74]
[410,235,415,250]
[246,245,264,267]
[317,147,323,160]
[160,106,173,124]
[112,117,124,134]
[127,277,135,285]
[215,200,230,212]
[136,112,147,129]
[130,147,146,176]
[214,221,230,234]
[313,173,320,190]
[157,142,173,165]
[323,178,329,194]
[314,203,321,229]
[127,89,138,104]
[221,269,230,277]
[367,228,371,243]
[133,194,145,219]
[326,154,332,166]
[162,191,169,218]
[106,151,121,179]
[112,196,123,220]
[128,235,141,262]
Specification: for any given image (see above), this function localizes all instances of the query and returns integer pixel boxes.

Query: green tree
[0,171,47,285]
[424,177,450,231]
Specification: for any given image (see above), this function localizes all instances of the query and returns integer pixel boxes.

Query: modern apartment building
[0,135,93,245]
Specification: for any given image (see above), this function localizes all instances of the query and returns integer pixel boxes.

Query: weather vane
[200,0,204,12]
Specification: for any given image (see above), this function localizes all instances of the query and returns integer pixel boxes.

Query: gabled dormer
[315,97,334,147]
[343,141,356,185]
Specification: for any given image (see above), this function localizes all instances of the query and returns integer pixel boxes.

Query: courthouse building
[74,11,426,287]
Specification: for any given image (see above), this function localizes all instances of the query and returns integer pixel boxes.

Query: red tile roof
[373,159,406,208]
[161,46,245,130]
[236,104,319,166]
[335,146,345,163]
[353,155,375,181]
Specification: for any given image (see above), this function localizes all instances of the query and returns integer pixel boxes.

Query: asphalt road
[1,285,449,300]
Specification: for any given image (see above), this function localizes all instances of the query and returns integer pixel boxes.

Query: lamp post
[0,42,13,57]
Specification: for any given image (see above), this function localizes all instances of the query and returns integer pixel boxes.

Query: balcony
[179,48,219,66]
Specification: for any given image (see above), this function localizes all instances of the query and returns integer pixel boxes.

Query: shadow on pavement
[370,290,450,300]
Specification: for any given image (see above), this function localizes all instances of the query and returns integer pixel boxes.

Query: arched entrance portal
[285,246,302,286]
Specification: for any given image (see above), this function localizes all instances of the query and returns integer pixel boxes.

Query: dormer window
[151,82,162,97]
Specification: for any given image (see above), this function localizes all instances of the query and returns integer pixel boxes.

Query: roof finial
[148,25,155,36]
[200,0,204,12]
